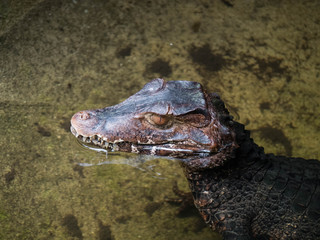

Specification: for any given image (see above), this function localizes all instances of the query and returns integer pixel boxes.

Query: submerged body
[71,79,320,239]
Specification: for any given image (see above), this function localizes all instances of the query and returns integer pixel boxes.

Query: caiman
[70,78,320,240]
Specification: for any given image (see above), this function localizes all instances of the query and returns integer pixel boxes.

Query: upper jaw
[70,125,125,152]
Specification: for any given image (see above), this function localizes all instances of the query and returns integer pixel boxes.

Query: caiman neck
[233,121,266,166]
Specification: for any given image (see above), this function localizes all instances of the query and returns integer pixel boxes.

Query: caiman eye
[147,114,173,128]
[150,114,170,125]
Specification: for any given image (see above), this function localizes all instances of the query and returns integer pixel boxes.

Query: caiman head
[70,78,238,170]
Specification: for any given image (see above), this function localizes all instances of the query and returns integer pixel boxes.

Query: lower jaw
[81,140,211,159]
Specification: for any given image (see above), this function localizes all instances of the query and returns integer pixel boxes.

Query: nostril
[79,111,90,120]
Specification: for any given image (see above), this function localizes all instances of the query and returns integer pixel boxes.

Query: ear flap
[177,109,211,128]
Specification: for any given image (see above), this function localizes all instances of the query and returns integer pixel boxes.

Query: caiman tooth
[112,143,119,151]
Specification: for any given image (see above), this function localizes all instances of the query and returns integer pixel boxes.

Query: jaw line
[71,126,212,157]
[71,126,125,152]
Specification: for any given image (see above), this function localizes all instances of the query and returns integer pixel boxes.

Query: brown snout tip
[70,111,89,130]
[71,111,90,124]
[70,110,99,137]
[78,111,90,120]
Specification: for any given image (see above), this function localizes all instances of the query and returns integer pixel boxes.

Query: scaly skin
[70,79,320,239]
[186,122,320,239]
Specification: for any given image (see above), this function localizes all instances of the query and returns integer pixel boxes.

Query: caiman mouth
[71,125,125,152]
[70,125,212,158]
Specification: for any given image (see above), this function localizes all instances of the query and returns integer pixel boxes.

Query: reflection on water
[76,140,175,178]
[0,0,319,239]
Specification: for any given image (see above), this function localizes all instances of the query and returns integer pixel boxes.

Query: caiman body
[71,79,320,240]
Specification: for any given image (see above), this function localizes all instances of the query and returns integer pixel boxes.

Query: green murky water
[0,0,319,239]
